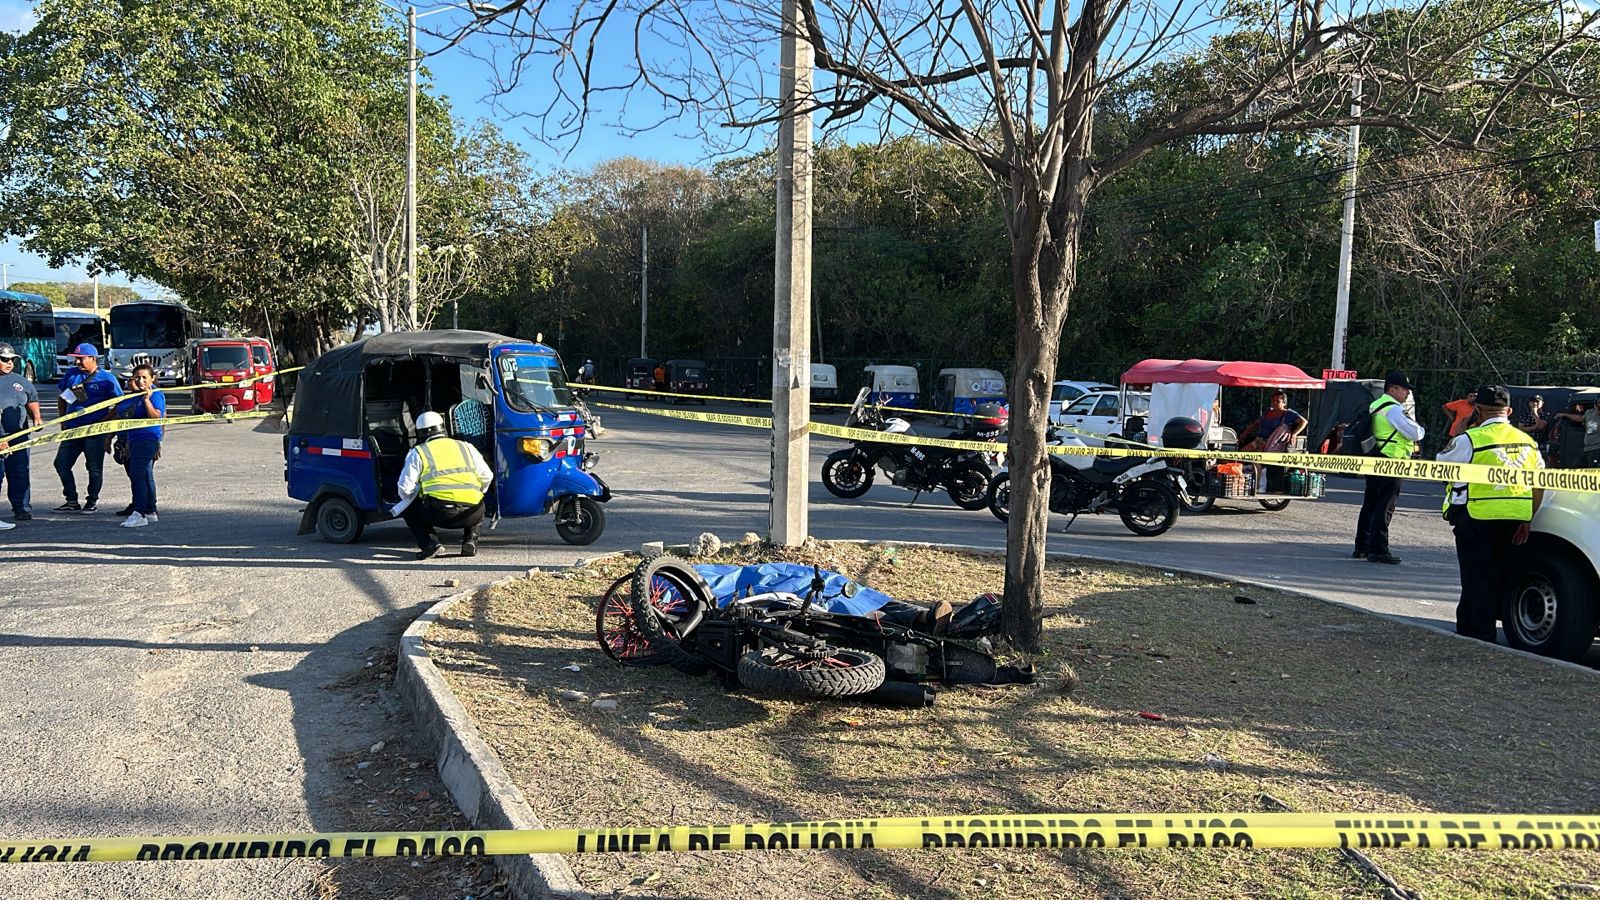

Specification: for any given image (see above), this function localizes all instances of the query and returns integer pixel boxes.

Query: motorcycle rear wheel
[822,450,874,498]
[629,556,713,674]
[1118,481,1179,537]
[946,465,992,510]
[737,646,886,698]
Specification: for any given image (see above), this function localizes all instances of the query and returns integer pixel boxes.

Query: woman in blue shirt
[116,364,166,528]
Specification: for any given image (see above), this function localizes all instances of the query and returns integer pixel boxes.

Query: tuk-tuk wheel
[1259,499,1292,511]
[556,496,606,546]
[315,496,365,544]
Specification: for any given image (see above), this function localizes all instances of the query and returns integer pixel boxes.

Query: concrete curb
[398,561,617,900]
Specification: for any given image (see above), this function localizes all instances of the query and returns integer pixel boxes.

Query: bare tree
[1363,151,1534,369]
[445,0,1599,649]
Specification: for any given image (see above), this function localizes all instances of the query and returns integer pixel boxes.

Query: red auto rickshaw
[192,338,258,413]
[247,337,276,405]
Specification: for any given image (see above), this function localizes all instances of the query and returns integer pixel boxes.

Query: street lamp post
[407,5,418,332]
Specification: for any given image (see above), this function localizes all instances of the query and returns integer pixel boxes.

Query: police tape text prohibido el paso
[4,813,1599,863]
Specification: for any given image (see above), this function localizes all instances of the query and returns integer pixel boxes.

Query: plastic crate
[1206,472,1252,499]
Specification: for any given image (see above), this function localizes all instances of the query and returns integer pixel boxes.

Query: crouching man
[392,411,493,560]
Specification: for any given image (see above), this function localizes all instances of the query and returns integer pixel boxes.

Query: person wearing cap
[0,343,45,529]
[391,411,493,559]
[52,343,122,513]
[1353,372,1426,565]
[1437,385,1544,642]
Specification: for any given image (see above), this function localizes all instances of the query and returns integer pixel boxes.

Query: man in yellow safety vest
[1353,371,1425,564]
[392,411,494,560]
[1436,384,1545,642]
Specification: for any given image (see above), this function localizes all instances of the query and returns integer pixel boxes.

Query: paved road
[0,392,1588,896]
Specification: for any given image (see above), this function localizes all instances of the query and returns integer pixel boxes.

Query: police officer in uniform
[1437,384,1544,642]
[0,343,45,528]
[1353,372,1425,564]
[391,411,494,559]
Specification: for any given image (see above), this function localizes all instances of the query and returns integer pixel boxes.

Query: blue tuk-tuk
[284,330,611,546]
[932,367,1007,421]
[863,364,919,408]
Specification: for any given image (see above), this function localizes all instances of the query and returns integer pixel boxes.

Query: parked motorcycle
[821,388,1001,510]
[985,417,1204,537]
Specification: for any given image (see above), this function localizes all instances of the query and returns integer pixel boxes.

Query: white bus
[108,301,203,386]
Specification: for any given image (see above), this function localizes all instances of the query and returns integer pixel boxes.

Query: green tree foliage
[58,282,143,308]
[8,281,67,306]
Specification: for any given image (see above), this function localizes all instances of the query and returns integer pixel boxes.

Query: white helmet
[415,411,446,437]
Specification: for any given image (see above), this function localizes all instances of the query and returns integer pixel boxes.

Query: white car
[1501,489,1600,661]
[1048,380,1116,423]
[1052,390,1151,446]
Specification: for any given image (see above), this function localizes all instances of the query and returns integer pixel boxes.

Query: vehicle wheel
[1501,552,1599,661]
[555,496,606,545]
[1179,486,1215,514]
[986,473,1010,523]
[595,574,668,666]
[1259,498,1292,511]
[736,646,886,699]
[821,450,874,499]
[630,556,713,674]
[1118,481,1178,537]
[946,466,992,510]
[314,496,363,544]
[24,361,36,382]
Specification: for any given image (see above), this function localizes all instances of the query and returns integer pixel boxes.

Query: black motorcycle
[601,556,1030,704]
[821,389,1000,510]
[985,417,1205,538]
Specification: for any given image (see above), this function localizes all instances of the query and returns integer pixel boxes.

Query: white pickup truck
[1502,489,1600,661]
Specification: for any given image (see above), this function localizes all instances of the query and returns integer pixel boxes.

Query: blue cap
[68,343,98,357]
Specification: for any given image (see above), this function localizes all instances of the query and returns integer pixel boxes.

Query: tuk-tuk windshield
[201,345,251,370]
[498,354,575,412]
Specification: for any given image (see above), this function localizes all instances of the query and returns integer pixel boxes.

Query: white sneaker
[120,513,148,528]
[143,513,158,523]
[0,520,14,531]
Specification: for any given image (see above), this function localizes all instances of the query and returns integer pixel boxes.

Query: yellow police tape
[0,366,302,446]
[0,411,271,456]
[593,400,1600,495]
[580,382,957,420]
[2,812,1597,862]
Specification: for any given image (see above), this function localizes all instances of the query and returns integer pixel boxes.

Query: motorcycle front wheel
[1118,481,1179,537]
[946,465,992,510]
[986,473,1011,523]
[822,450,874,498]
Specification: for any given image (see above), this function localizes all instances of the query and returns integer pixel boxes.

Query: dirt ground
[425,541,1600,899]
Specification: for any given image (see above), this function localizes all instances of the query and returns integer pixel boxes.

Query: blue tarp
[693,563,892,616]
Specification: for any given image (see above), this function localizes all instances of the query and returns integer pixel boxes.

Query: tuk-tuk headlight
[519,436,554,460]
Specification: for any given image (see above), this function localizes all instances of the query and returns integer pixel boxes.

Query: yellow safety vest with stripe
[417,438,485,505]
[1369,396,1417,459]
[1442,421,1539,521]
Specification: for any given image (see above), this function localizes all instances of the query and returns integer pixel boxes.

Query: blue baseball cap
[68,343,99,357]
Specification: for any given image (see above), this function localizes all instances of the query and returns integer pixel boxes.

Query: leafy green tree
[8,281,67,306]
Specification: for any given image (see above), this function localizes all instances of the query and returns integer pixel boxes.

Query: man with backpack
[1353,372,1425,565]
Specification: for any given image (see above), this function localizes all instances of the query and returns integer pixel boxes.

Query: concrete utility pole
[769,0,813,546]
[640,223,649,358]
[1,263,8,289]
[1331,76,1361,372]
[406,5,419,332]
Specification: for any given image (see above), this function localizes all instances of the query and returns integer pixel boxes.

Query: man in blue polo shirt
[53,343,122,513]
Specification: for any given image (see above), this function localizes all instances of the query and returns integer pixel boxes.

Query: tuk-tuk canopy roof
[1121,359,1324,389]
[291,330,526,438]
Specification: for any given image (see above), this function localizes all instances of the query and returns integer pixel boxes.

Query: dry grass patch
[426,542,1600,899]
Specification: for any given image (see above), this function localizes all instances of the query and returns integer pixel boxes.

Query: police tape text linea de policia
[3,812,1598,863]
[587,398,1600,496]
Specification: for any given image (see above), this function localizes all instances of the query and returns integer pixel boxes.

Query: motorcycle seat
[1083,456,1151,480]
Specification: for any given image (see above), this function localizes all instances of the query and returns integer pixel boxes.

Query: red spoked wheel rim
[596,574,665,665]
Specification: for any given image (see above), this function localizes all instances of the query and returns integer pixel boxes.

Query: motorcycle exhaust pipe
[861,680,936,708]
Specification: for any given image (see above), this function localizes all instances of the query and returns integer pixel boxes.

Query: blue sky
[0,0,721,294]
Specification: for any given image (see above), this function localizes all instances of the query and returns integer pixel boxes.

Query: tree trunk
[1000,200,1079,653]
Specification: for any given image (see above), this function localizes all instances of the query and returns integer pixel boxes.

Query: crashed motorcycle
[598,556,1031,704]
[986,417,1203,537]
[821,388,1001,510]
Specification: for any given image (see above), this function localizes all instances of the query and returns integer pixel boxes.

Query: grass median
[425,541,1600,899]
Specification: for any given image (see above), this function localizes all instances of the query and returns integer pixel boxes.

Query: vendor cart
[1120,358,1328,513]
